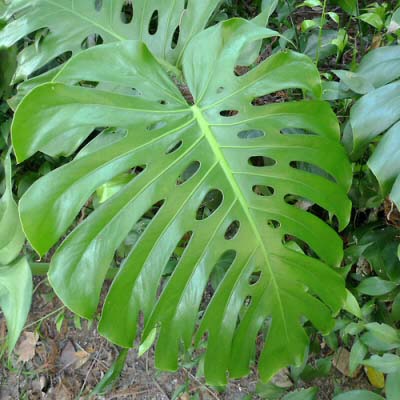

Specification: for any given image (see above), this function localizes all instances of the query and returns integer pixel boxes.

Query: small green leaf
[386,370,400,400]
[328,12,340,24]
[361,332,399,352]
[363,323,400,350]
[349,339,367,375]
[343,290,362,318]
[357,277,397,296]
[74,314,82,330]
[359,13,384,30]
[283,387,318,400]
[333,70,374,95]
[363,354,400,374]
[301,19,319,32]
[298,0,322,8]
[388,8,400,33]
[138,328,157,357]
[0,258,32,352]
[90,348,129,396]
[391,292,400,320]
[55,311,65,333]
[331,29,348,55]
[333,390,384,400]
[255,382,286,399]
[337,0,357,15]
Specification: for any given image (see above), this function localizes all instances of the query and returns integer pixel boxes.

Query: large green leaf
[0,0,278,80]
[338,46,400,208]
[0,153,31,352]
[12,19,351,384]
[0,258,32,351]
[0,0,223,78]
[0,152,25,265]
[0,46,16,99]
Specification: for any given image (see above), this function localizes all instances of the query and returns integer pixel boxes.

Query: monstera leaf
[12,19,351,383]
[0,152,32,351]
[0,0,223,78]
[336,46,400,208]
[0,0,277,81]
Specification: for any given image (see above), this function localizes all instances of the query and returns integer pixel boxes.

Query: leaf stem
[315,0,327,66]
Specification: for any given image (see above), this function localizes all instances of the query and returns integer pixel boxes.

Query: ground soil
[0,278,376,400]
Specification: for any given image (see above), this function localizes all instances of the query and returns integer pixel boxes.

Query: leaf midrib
[192,105,290,343]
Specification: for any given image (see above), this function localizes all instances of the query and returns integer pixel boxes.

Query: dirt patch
[0,278,375,400]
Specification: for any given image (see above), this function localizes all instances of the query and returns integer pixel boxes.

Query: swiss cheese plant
[11,15,352,383]
[0,0,223,78]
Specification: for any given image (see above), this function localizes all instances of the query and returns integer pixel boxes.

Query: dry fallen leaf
[333,347,360,378]
[60,340,90,370]
[365,366,385,389]
[46,380,74,400]
[15,331,39,363]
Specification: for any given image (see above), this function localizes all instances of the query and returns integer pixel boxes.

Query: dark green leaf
[357,277,397,296]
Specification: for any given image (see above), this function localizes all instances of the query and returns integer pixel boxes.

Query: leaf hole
[208,250,237,292]
[220,110,239,117]
[252,185,274,197]
[148,10,159,35]
[251,91,289,106]
[131,88,142,96]
[249,271,261,285]
[121,0,133,23]
[267,219,281,229]
[217,86,225,94]
[284,194,315,211]
[78,81,99,88]
[248,156,276,167]
[146,121,167,132]
[224,220,240,240]
[171,26,180,49]
[94,0,103,11]
[280,128,318,136]
[81,34,103,50]
[238,129,265,139]
[166,140,183,155]
[289,161,336,183]
[243,295,252,307]
[159,100,167,105]
[115,199,165,261]
[129,165,146,176]
[196,189,223,221]
[163,231,193,276]
[282,234,309,255]
[176,161,201,186]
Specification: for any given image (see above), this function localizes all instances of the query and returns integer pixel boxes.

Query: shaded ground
[0,278,376,400]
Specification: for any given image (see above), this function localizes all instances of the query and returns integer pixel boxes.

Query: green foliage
[333,391,384,400]
[0,153,32,351]
[337,46,400,208]
[2,0,400,396]
[11,14,352,383]
[0,0,223,78]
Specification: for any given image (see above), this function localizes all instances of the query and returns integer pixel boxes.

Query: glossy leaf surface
[0,154,31,352]
[0,0,222,78]
[339,46,400,208]
[12,19,351,384]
